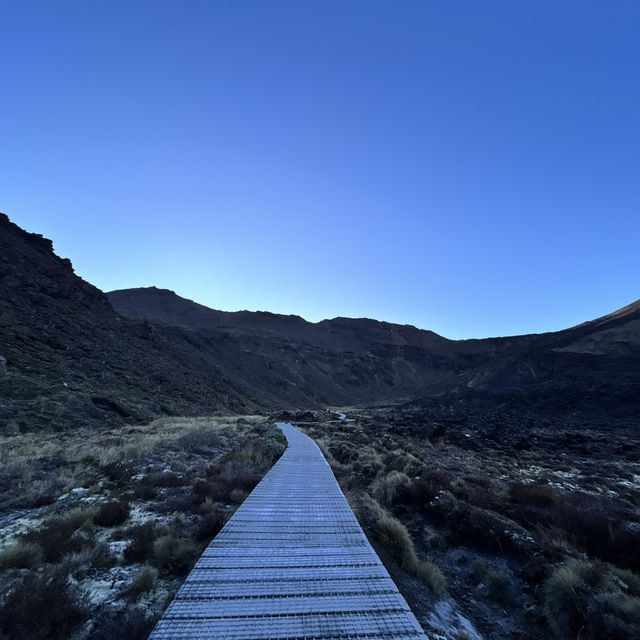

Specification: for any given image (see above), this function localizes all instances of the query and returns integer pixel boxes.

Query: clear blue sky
[1,1,638,339]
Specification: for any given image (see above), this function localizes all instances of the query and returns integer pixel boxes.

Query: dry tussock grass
[356,494,447,596]
[0,413,285,640]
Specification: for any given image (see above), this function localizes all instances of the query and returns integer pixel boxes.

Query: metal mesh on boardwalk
[149,422,428,640]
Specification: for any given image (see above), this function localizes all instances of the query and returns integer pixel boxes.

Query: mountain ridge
[2,211,639,433]
[108,285,640,418]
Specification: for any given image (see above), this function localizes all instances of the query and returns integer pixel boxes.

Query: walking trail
[149,422,428,639]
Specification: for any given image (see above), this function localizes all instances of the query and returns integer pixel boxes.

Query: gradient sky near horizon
[1,1,639,339]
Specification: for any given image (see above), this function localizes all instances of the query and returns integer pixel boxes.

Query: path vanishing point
[149,422,428,639]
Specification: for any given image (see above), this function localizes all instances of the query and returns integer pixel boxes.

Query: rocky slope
[2,211,638,433]
[0,214,257,432]
[109,286,640,419]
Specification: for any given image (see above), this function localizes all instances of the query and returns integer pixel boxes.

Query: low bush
[550,492,640,570]
[196,505,228,541]
[145,472,188,488]
[94,500,130,527]
[509,481,557,507]
[123,522,157,564]
[193,479,229,502]
[409,470,452,505]
[152,534,199,576]
[22,508,96,562]
[230,488,249,504]
[101,460,134,486]
[0,568,88,639]
[132,483,157,500]
[88,606,155,640]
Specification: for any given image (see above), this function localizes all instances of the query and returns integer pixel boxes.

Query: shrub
[550,492,640,569]
[146,472,188,488]
[0,568,87,639]
[132,483,157,500]
[22,508,95,562]
[193,479,229,502]
[409,470,452,505]
[94,500,130,527]
[152,535,199,576]
[0,541,43,569]
[230,488,249,504]
[124,523,157,564]
[509,481,557,507]
[88,606,155,640]
[101,460,134,486]
[196,505,228,541]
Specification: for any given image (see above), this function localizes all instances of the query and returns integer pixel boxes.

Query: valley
[1,212,639,639]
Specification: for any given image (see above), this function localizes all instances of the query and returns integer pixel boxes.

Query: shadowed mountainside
[109,287,640,419]
[2,211,639,433]
[0,214,260,431]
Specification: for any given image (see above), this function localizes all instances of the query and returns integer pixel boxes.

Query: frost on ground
[301,406,640,640]
[426,598,483,640]
[0,415,286,640]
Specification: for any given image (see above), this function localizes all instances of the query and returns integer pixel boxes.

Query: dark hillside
[0,214,255,431]
[109,286,640,419]
[3,211,638,433]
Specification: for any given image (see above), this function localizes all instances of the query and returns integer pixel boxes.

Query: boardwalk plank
[148,422,428,640]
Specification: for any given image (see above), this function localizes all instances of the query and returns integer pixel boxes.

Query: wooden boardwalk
[149,422,428,639]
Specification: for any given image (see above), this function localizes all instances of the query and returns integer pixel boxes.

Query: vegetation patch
[0,415,286,639]
[301,405,640,640]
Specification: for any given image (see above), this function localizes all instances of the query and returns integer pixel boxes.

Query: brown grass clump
[543,559,640,639]
[22,507,96,562]
[123,565,157,602]
[371,470,410,506]
[152,534,199,576]
[357,495,447,596]
[0,540,43,569]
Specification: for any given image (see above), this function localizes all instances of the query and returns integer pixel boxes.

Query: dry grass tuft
[372,470,410,506]
[0,540,43,570]
[544,558,640,639]
[357,495,447,596]
[152,534,199,576]
[123,565,157,601]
